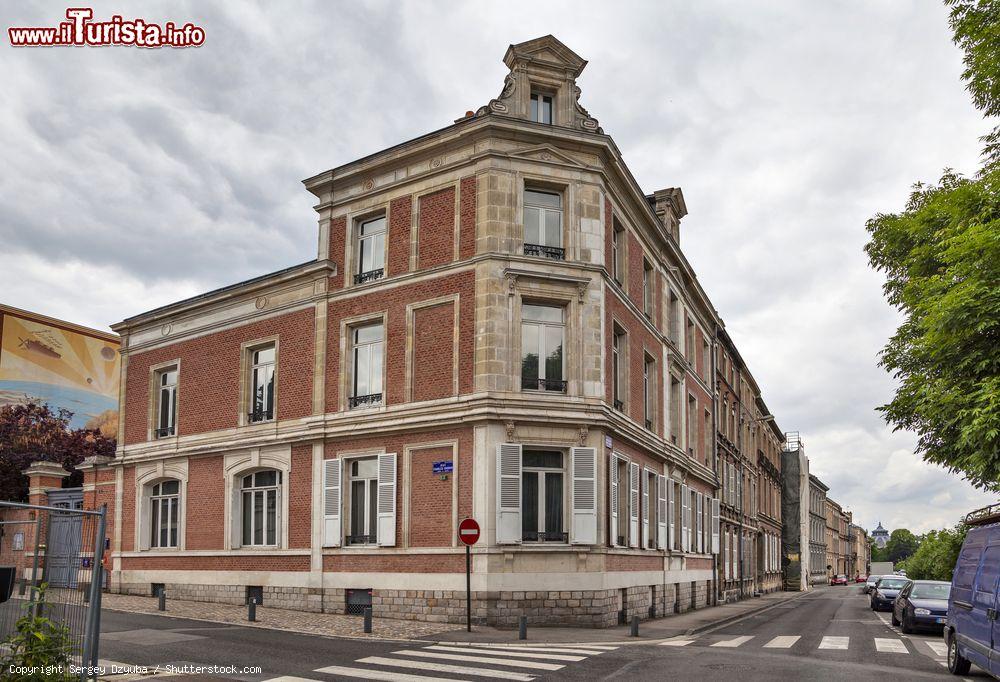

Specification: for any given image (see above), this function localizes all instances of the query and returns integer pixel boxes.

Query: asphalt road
[96,585,989,681]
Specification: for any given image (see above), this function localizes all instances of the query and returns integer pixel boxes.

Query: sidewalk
[432,589,807,644]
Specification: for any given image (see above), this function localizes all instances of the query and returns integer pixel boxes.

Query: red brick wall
[289,444,312,549]
[122,555,309,571]
[408,446,454,547]
[606,293,662,436]
[606,554,664,571]
[324,553,464,573]
[123,308,314,444]
[325,271,474,410]
[387,196,412,276]
[121,466,136,551]
[412,302,455,402]
[185,456,224,550]
[329,216,346,288]
[417,187,455,270]
[627,232,645,311]
[459,176,477,259]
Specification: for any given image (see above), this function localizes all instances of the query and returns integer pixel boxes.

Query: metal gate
[0,500,107,681]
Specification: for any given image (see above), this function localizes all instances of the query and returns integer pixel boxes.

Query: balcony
[613,399,625,412]
[524,378,567,393]
[645,418,654,430]
[154,426,175,438]
[348,392,383,409]
[523,243,565,260]
[346,534,376,545]
[522,531,568,543]
[354,268,384,285]
[247,409,274,424]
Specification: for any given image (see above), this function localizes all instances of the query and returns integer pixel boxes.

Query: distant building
[808,474,829,585]
[872,522,890,549]
[780,432,810,591]
[0,303,120,436]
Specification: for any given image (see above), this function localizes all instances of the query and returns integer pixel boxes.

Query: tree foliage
[865,2,1000,490]
[0,402,116,502]
[898,523,969,581]
[884,528,922,565]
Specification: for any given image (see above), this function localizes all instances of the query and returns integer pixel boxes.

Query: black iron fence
[0,500,107,681]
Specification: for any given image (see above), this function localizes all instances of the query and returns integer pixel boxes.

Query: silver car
[864,575,881,594]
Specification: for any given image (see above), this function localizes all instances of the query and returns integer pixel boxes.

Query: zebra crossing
[658,632,946,657]
[262,642,618,681]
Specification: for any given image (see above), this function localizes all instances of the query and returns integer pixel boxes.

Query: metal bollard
[18,579,26,596]
[158,589,166,612]
[518,615,527,640]
[83,585,90,604]
[649,603,656,619]
[363,606,373,634]
[630,615,639,637]
[248,598,257,622]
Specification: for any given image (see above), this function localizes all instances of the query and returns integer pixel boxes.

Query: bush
[1,584,77,681]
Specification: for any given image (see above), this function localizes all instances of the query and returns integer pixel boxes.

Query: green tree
[885,528,921,564]
[898,522,969,581]
[865,1,1000,490]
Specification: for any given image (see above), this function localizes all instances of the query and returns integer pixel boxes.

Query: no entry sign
[458,518,480,546]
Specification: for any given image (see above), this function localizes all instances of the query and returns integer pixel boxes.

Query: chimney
[651,187,688,243]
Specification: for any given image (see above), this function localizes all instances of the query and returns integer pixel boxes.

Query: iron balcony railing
[523,243,565,260]
[522,531,568,543]
[247,409,274,423]
[613,399,625,411]
[349,393,383,409]
[346,534,376,545]
[525,378,567,393]
[645,418,654,430]
[154,426,175,438]
[354,268,384,285]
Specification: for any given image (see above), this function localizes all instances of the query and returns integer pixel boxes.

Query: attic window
[530,92,553,125]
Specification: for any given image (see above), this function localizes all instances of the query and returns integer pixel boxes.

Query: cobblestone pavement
[99,593,460,641]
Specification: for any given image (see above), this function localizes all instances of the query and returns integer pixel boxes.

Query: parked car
[864,575,882,594]
[870,576,909,611]
[830,574,849,586]
[892,580,950,633]
[855,575,868,583]
[945,503,1000,676]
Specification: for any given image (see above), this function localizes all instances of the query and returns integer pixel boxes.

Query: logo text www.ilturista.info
[8,8,205,48]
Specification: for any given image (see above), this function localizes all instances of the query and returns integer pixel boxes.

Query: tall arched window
[150,480,180,549]
[241,470,281,547]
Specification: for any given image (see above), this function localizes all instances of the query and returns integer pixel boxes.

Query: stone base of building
[116,579,716,628]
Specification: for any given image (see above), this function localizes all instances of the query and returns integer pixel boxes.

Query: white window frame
[521,449,567,543]
[149,480,180,549]
[530,91,553,124]
[350,321,384,408]
[155,366,178,438]
[612,218,625,284]
[346,456,380,546]
[240,470,281,548]
[522,188,563,252]
[247,343,276,423]
[643,354,655,430]
[355,214,386,282]
[642,260,654,317]
[521,303,565,392]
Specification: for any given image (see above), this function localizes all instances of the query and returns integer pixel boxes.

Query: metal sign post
[458,518,480,633]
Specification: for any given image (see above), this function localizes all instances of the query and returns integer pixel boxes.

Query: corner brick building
[90,36,787,627]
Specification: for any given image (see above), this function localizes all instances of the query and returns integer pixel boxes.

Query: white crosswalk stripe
[314,666,462,682]
[445,644,608,655]
[874,638,908,653]
[712,635,754,648]
[925,641,947,657]
[424,645,586,661]
[818,636,849,650]
[763,635,800,648]
[357,656,536,681]
[659,638,695,646]
[262,677,322,682]
[388,649,565,671]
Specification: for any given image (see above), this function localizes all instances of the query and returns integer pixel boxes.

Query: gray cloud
[1,0,993,533]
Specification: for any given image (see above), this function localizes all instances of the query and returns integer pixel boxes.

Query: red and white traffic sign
[458,518,480,546]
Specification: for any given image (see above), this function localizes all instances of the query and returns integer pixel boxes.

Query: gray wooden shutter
[667,479,676,549]
[657,474,667,550]
[376,453,397,547]
[570,447,597,545]
[711,497,720,554]
[322,459,342,547]
[680,483,689,551]
[609,454,619,547]
[696,492,704,553]
[497,443,522,544]
[628,462,640,548]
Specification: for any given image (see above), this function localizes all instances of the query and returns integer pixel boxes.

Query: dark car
[830,574,849,586]
[870,576,909,611]
[945,503,1000,676]
[892,580,950,633]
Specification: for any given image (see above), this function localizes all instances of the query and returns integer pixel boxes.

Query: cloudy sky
[2,1,995,532]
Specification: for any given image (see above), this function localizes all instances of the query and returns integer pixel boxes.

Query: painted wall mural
[0,310,120,436]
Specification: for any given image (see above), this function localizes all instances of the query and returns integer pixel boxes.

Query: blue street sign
[432,460,454,474]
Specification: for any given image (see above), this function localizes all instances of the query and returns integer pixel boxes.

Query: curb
[684,590,810,636]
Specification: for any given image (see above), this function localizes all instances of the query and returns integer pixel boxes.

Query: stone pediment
[507,144,589,168]
[504,35,587,77]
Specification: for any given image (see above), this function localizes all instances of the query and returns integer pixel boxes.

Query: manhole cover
[706,664,753,671]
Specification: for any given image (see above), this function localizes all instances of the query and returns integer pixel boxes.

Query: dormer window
[530,92,553,125]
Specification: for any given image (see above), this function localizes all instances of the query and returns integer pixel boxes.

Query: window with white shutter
[376,453,397,547]
[322,458,341,547]
[570,447,597,545]
[497,443,522,544]
[680,483,689,551]
[608,453,619,547]
[641,469,651,549]
[628,462,640,548]
[711,497,720,554]
[668,480,676,550]
[657,474,667,550]
[696,492,704,553]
